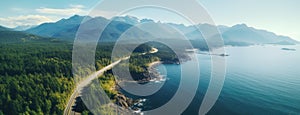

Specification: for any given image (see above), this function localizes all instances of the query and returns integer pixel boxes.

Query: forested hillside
[0,41,117,114]
[0,42,74,114]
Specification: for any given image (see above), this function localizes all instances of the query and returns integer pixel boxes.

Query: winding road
[64,57,129,115]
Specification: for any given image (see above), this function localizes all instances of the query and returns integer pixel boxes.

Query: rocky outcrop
[115,93,133,109]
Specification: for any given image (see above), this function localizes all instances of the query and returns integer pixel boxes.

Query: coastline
[114,61,164,114]
[114,55,192,113]
[147,61,166,83]
[114,52,191,114]
[118,61,164,84]
[147,61,162,68]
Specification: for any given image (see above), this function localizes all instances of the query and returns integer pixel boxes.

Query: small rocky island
[219,53,230,57]
[281,48,296,51]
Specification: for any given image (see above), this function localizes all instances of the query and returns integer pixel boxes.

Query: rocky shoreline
[114,55,191,114]
[115,52,191,114]
[114,61,165,114]
[138,61,164,83]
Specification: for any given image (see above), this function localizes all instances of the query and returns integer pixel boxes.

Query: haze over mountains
[0,26,11,31]
[1,15,298,46]
[0,25,55,43]
[13,25,36,31]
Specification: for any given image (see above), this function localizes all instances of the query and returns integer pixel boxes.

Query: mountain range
[13,25,36,31]
[0,26,11,31]
[0,25,56,43]
[1,15,298,46]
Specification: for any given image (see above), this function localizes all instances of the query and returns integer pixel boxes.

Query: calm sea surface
[121,45,300,115]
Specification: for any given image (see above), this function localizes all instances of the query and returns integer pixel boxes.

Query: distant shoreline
[148,61,162,69]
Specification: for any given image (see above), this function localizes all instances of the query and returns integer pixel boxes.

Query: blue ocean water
[122,45,300,114]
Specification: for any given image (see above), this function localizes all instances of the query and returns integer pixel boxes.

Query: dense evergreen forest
[0,42,74,114]
[0,28,183,115]
[0,41,116,114]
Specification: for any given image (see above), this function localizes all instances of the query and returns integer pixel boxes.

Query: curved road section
[64,57,129,115]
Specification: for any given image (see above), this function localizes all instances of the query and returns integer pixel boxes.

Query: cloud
[69,4,85,9]
[36,4,87,16]
[0,4,128,28]
[35,4,123,19]
[0,15,56,28]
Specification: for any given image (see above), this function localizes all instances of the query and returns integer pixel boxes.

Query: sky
[0,0,299,40]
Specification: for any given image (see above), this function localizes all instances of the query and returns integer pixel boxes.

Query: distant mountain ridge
[0,26,12,31]
[23,15,298,45]
[13,25,36,31]
[26,15,92,39]
[0,30,55,43]
[0,25,56,43]
[221,24,298,45]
